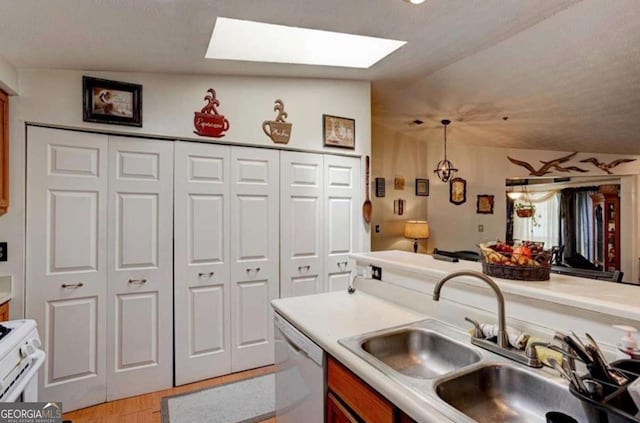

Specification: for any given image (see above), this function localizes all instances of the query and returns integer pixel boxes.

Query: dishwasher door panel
[274,314,325,423]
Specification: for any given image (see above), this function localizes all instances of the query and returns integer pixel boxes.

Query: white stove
[0,320,45,402]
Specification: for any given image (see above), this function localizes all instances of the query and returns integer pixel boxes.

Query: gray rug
[161,373,275,423]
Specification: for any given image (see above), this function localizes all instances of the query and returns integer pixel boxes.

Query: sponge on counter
[526,337,564,367]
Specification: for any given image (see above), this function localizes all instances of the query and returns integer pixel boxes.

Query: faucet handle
[465,317,485,339]
[525,341,550,361]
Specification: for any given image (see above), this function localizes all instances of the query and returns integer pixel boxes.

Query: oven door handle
[2,349,46,402]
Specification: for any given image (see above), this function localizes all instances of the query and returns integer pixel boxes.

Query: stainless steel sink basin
[435,364,588,423]
[360,328,482,379]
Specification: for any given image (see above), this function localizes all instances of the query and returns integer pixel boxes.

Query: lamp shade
[404,220,429,239]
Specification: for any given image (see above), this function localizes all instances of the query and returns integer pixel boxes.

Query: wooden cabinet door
[106,136,174,400]
[0,301,9,322]
[323,156,361,292]
[280,151,324,298]
[0,89,7,216]
[327,356,394,423]
[230,146,279,371]
[26,126,108,410]
[327,392,358,423]
[174,141,232,385]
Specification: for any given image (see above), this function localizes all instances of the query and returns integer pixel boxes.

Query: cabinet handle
[128,279,147,285]
[198,271,215,277]
[246,267,261,273]
[61,282,84,289]
[298,265,311,272]
[337,261,348,270]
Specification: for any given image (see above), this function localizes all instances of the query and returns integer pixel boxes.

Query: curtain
[559,187,598,260]
[513,192,560,247]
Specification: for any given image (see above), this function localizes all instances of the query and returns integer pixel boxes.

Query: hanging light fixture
[433,119,458,182]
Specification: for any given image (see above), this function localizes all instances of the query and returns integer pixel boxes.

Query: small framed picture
[394,199,405,215]
[83,76,143,127]
[323,114,355,149]
[449,177,467,205]
[477,194,495,214]
[415,178,429,196]
[394,176,405,190]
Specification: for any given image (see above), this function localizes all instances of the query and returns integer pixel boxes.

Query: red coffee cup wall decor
[193,88,229,138]
[262,99,292,144]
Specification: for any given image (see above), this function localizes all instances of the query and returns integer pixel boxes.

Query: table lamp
[404,220,429,253]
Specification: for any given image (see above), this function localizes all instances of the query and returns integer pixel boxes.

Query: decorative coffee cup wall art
[262,99,292,144]
[193,88,229,138]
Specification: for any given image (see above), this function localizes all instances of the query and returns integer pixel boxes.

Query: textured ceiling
[0,0,638,153]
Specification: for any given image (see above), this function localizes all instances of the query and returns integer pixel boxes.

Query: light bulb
[408,0,425,4]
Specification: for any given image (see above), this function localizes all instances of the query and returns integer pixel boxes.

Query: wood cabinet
[327,356,415,423]
[0,301,9,322]
[592,185,621,271]
[0,89,8,216]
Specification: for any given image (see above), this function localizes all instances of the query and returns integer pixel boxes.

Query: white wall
[0,56,18,94]
[3,69,372,318]
[371,123,429,253]
[426,142,640,282]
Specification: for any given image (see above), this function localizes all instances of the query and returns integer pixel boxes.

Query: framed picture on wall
[476,194,495,214]
[449,177,466,205]
[415,178,429,196]
[83,76,143,127]
[323,114,355,149]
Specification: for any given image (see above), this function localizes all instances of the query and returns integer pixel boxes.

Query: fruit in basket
[512,246,532,266]
[479,241,549,268]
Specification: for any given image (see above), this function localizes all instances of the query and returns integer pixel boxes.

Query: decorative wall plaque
[193,88,229,138]
[262,99,292,144]
[579,157,637,174]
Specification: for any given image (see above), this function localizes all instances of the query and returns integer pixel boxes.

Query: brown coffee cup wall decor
[193,88,229,138]
[263,99,292,144]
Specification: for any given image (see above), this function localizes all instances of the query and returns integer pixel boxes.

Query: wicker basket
[515,208,534,218]
[482,261,550,281]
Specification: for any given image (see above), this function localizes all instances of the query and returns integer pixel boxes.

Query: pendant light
[434,119,458,183]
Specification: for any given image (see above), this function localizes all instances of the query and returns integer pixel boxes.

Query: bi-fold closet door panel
[26,126,109,411]
[324,155,361,292]
[230,146,279,371]
[26,128,174,410]
[280,152,324,298]
[106,136,174,400]
[174,141,231,386]
[174,143,279,382]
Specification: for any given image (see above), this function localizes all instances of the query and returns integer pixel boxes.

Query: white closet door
[230,147,279,372]
[280,152,324,298]
[174,141,231,385]
[26,126,108,410]
[106,136,173,400]
[324,155,361,292]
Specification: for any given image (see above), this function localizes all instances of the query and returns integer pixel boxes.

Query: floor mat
[161,373,274,423]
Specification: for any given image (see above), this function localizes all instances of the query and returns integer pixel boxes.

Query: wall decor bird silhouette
[507,152,587,176]
[579,157,637,174]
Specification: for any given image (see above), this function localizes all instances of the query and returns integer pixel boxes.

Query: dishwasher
[274,312,325,422]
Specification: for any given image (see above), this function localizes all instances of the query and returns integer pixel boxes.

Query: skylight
[206,17,406,69]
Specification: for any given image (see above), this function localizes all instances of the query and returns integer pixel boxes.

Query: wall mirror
[505,175,635,283]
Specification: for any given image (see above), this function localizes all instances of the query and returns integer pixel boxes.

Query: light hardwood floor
[63,365,275,423]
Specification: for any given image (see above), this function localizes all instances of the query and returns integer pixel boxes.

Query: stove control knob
[30,338,41,350]
[20,343,36,358]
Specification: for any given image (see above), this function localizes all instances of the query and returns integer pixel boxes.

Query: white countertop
[272,291,454,422]
[351,251,640,321]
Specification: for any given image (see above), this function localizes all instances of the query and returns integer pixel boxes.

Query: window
[513,192,560,247]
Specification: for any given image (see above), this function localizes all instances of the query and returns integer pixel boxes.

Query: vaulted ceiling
[0,0,638,153]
